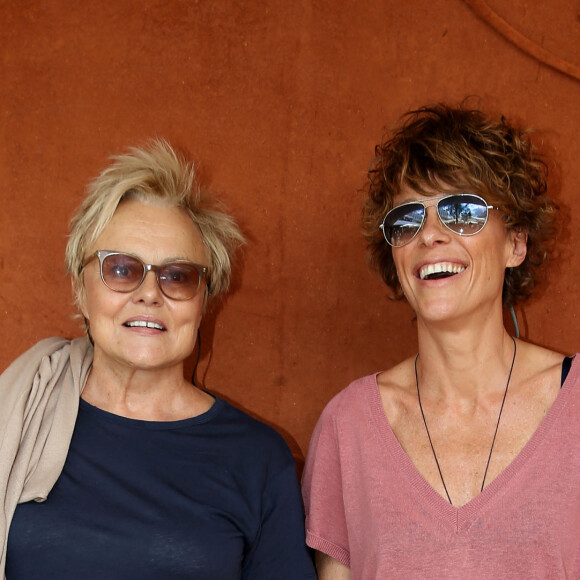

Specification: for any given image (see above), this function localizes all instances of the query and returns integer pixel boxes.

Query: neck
[415,316,516,402]
[82,356,210,420]
[415,336,517,505]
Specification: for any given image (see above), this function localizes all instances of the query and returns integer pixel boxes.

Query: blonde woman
[1,141,316,579]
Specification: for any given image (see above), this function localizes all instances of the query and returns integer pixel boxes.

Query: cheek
[80,284,98,321]
[82,282,125,323]
[79,271,104,320]
[173,298,205,329]
[392,250,410,282]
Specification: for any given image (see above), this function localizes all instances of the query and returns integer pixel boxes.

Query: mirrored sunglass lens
[438,195,488,235]
[102,254,144,290]
[384,204,425,246]
[158,264,201,299]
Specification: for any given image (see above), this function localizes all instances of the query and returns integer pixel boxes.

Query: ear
[506,229,528,268]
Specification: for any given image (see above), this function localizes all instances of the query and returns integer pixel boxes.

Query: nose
[132,270,164,304]
[416,205,451,246]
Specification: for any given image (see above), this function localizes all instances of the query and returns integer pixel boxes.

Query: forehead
[89,199,207,264]
[394,182,467,205]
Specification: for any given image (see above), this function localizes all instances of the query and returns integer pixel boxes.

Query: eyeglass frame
[81,250,209,300]
[379,193,497,248]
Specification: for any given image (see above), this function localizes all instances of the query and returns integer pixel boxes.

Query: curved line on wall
[463,0,580,82]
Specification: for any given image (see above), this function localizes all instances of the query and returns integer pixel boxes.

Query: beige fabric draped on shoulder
[0,337,93,578]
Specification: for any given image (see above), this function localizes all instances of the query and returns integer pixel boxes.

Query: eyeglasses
[380,193,496,247]
[82,250,209,301]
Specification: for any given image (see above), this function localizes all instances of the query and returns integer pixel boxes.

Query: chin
[115,346,188,372]
[416,302,463,324]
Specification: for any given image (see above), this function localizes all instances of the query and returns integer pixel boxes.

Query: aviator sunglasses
[82,250,209,301]
[380,193,496,248]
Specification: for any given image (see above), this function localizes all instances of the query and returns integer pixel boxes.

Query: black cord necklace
[414,336,517,505]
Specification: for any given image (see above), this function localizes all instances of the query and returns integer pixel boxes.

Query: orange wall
[1,0,579,467]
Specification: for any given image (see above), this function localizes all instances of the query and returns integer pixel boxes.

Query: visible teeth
[125,320,165,330]
[419,262,465,280]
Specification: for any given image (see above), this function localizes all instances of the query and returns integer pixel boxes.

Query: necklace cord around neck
[415,336,517,506]
[415,359,452,504]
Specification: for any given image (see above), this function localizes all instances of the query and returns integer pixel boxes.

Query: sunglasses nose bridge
[422,202,441,227]
[134,262,165,296]
[137,262,152,285]
[416,202,453,242]
[412,199,440,230]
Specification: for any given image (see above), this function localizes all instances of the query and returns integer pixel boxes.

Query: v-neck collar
[367,355,580,532]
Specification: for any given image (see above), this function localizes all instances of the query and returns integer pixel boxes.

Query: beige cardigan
[0,337,93,577]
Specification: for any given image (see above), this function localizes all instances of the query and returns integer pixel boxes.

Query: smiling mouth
[419,262,466,281]
[124,320,166,331]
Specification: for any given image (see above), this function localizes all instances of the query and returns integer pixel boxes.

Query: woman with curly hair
[302,103,578,579]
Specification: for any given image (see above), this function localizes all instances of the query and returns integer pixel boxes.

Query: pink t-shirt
[302,356,580,579]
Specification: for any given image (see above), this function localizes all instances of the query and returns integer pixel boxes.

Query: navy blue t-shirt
[6,397,316,579]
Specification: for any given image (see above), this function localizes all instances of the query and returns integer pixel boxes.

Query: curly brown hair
[362,102,559,307]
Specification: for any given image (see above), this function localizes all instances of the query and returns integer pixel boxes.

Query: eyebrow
[105,250,200,265]
[393,194,448,206]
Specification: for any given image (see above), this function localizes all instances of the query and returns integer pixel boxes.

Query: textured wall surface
[1,0,579,465]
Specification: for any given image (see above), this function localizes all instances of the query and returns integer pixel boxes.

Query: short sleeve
[301,399,350,568]
[242,447,317,580]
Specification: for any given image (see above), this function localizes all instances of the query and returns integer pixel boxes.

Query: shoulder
[514,341,569,385]
[501,341,577,416]
[0,337,88,398]
[211,397,294,462]
[375,356,418,428]
[327,373,381,409]
[516,340,566,366]
[4,337,70,370]
[316,373,380,426]
[376,356,416,391]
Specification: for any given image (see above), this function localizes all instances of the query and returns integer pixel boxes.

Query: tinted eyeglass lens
[100,254,202,300]
[438,195,488,235]
[157,263,201,300]
[384,203,425,247]
[101,254,144,291]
